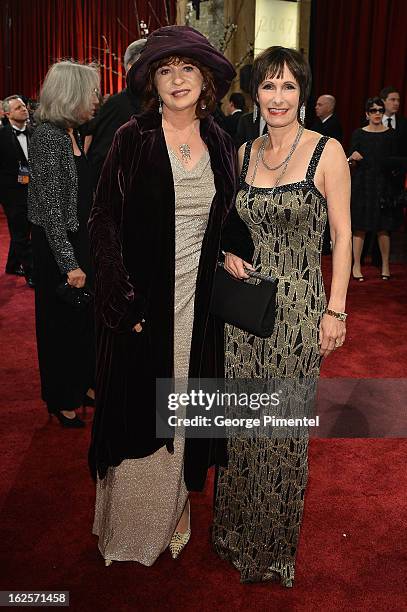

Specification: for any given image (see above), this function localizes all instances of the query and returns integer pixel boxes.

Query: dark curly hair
[142,56,217,119]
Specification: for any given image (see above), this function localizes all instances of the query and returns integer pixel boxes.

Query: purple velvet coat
[88,111,253,491]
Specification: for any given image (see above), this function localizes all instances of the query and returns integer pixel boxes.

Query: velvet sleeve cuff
[100,283,146,333]
[221,205,254,262]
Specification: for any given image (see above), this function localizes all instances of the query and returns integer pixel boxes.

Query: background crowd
[1,71,406,293]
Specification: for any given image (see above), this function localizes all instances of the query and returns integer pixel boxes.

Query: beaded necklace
[246,125,304,226]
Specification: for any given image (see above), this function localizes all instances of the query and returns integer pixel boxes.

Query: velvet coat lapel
[88,111,252,490]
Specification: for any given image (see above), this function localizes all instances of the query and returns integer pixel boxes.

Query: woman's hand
[67,267,86,288]
[349,151,363,162]
[224,252,254,280]
[319,313,346,358]
[132,319,145,333]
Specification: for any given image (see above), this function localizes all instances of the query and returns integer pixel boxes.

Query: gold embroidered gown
[213,137,329,586]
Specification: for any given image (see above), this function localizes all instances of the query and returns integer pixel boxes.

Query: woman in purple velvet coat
[88,26,253,566]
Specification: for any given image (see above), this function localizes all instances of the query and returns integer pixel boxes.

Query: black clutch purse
[210,263,278,338]
[56,281,93,311]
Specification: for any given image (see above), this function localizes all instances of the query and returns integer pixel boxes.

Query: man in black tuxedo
[379,86,407,257]
[380,86,407,155]
[223,92,246,139]
[86,39,146,188]
[311,95,342,142]
[0,96,34,285]
[234,110,268,149]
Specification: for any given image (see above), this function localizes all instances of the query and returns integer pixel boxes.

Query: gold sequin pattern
[213,138,329,586]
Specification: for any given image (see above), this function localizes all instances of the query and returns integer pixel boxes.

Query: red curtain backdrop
[0,0,175,99]
[310,0,407,148]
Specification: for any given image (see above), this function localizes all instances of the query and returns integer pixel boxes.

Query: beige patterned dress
[213,137,329,586]
[92,147,215,565]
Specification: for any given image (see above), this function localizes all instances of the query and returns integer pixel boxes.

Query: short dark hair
[365,96,385,112]
[143,56,217,119]
[229,92,246,111]
[250,46,311,109]
[380,86,399,100]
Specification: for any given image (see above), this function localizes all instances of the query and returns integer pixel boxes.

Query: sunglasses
[367,108,384,114]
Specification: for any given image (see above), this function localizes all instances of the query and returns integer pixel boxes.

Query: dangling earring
[200,83,207,110]
[299,103,305,124]
[158,95,163,114]
[253,104,258,123]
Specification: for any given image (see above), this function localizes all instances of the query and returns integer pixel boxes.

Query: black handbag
[210,263,278,338]
[56,281,93,311]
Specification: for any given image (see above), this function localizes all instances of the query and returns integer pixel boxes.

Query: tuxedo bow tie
[13,128,28,137]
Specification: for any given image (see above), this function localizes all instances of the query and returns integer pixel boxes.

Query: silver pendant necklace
[179,142,192,162]
[246,125,304,226]
[164,120,197,163]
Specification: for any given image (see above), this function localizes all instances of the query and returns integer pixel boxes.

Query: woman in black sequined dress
[28,61,99,427]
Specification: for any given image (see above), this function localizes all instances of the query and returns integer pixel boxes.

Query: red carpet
[0,209,406,612]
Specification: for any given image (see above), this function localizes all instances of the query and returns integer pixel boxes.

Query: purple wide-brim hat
[127,25,236,100]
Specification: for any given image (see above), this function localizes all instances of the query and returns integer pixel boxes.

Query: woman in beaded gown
[89,27,240,566]
[213,47,352,586]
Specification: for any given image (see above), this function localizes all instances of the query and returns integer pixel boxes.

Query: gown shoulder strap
[306,135,330,181]
[239,140,255,184]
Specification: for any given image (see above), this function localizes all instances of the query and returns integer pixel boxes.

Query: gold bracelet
[326,308,347,322]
